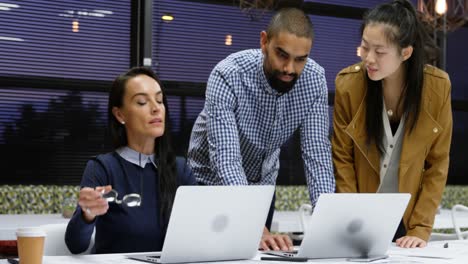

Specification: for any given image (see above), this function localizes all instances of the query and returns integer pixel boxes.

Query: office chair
[452,204,468,240]
[40,223,94,256]
[429,232,458,241]
[298,203,312,234]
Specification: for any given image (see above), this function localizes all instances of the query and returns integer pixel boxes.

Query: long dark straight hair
[362,0,437,153]
[108,66,177,226]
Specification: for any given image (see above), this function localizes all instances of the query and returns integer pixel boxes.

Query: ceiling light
[93,10,113,15]
[161,13,174,21]
[225,34,232,46]
[72,20,79,32]
[435,0,447,15]
[89,13,105,17]
[0,36,24,42]
[0,3,20,8]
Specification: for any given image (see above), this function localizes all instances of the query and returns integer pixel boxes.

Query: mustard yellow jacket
[332,63,453,241]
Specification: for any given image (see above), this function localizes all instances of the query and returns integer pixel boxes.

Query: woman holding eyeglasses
[65,67,196,254]
[332,0,452,248]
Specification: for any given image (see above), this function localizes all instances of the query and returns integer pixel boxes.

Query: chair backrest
[452,204,468,240]
[429,232,458,241]
[298,203,312,234]
[40,223,95,256]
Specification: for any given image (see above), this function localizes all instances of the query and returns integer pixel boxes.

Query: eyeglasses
[92,153,145,208]
[102,189,141,207]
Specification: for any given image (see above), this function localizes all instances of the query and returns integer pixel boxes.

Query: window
[0,88,109,184]
[0,0,132,185]
[0,0,131,80]
[153,0,271,82]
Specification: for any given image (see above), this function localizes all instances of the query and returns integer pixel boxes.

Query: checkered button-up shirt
[187,49,335,205]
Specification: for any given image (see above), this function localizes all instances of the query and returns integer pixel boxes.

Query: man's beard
[265,69,298,94]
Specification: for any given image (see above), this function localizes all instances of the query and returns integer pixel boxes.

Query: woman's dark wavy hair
[108,66,177,227]
[362,0,438,153]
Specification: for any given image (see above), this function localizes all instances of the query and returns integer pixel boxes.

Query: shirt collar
[116,146,157,168]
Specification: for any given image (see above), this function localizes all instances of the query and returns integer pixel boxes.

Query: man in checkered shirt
[187,8,335,251]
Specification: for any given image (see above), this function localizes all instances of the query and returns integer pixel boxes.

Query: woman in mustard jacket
[332,0,452,248]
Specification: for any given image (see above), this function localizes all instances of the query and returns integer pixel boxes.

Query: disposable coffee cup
[16,227,46,264]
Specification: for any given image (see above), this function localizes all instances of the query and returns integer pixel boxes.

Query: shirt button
[433,127,438,133]
[354,65,360,71]
[389,145,393,148]
[383,164,387,168]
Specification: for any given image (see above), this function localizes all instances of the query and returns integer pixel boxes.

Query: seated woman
[65,67,196,254]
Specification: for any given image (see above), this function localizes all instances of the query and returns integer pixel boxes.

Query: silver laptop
[269,193,410,261]
[128,185,275,263]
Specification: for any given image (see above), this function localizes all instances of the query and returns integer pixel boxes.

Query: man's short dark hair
[266,8,314,40]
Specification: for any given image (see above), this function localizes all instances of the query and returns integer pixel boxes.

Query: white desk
[1,241,468,264]
[271,209,468,233]
[0,214,69,240]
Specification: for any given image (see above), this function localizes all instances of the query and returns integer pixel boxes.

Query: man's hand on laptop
[259,227,294,251]
[395,236,427,248]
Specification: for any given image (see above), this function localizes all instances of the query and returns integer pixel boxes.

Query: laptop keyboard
[264,250,299,257]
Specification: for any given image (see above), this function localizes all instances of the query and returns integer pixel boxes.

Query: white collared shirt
[116,146,157,169]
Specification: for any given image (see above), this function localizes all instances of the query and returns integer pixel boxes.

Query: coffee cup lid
[16,227,46,237]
